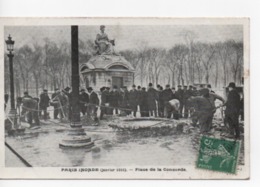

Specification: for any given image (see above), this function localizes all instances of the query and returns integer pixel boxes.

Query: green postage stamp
[197,136,240,174]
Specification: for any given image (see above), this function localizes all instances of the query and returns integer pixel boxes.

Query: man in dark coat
[39,89,50,120]
[198,85,204,96]
[4,93,9,111]
[23,91,33,99]
[21,97,40,127]
[128,85,138,117]
[140,87,149,117]
[147,83,158,117]
[137,86,142,113]
[224,82,241,139]
[192,86,200,97]
[62,87,72,119]
[87,87,100,122]
[183,85,193,118]
[187,89,216,133]
[161,84,174,117]
[207,84,215,93]
[100,87,107,119]
[105,87,113,115]
[51,88,60,119]
[120,86,131,116]
[110,85,120,115]
[79,89,89,116]
[158,86,164,117]
[175,85,184,118]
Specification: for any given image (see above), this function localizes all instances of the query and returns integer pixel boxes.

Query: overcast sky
[4,25,243,51]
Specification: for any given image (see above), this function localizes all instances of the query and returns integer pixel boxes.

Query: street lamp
[5,34,17,128]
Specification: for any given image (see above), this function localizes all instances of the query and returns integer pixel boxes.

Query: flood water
[5,119,197,167]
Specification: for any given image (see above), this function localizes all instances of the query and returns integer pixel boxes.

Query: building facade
[80,55,135,91]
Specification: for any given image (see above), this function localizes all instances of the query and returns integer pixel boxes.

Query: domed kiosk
[80,55,135,90]
[80,25,135,90]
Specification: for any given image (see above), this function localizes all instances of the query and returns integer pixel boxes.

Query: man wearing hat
[198,85,205,96]
[224,82,241,139]
[39,89,50,120]
[79,89,89,116]
[183,85,191,118]
[51,88,60,119]
[139,87,149,117]
[137,86,142,113]
[23,91,33,99]
[100,87,108,119]
[120,86,131,116]
[110,85,120,115]
[192,86,200,96]
[158,86,164,117]
[161,84,174,117]
[87,87,99,122]
[175,85,184,118]
[207,84,215,93]
[4,93,9,111]
[147,83,158,117]
[187,88,216,133]
[105,87,113,115]
[128,84,138,117]
[62,87,72,120]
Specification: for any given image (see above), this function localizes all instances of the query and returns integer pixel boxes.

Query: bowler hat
[177,85,182,88]
[43,89,48,92]
[87,87,93,91]
[24,91,28,95]
[166,84,170,88]
[148,83,153,87]
[64,87,71,92]
[227,82,236,88]
[132,84,136,88]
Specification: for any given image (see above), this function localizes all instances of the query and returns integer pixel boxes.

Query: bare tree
[16,45,35,92]
[145,48,166,86]
[182,30,197,84]
[230,41,243,84]
[168,45,188,85]
[216,41,234,87]
[166,48,178,87]
[31,43,44,97]
[195,42,216,84]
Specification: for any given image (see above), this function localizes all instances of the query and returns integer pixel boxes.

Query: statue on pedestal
[95,25,117,55]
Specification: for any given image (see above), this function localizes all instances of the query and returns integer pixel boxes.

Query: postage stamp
[197,136,240,174]
[0,18,249,179]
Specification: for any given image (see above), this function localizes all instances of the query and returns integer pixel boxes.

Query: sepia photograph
[0,18,249,179]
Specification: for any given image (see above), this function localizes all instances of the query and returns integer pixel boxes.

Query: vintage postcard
[0,18,249,179]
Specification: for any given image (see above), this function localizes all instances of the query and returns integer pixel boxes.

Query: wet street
[5,117,198,167]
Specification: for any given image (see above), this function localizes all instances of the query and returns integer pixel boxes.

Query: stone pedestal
[59,123,94,149]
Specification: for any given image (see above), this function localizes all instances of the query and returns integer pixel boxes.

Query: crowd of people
[6,81,243,139]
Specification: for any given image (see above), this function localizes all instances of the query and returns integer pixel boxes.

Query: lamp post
[59,26,94,149]
[5,34,17,128]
